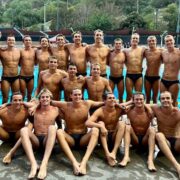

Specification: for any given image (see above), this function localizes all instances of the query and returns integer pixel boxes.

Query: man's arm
[87,100,104,108]
[105,79,112,92]
[51,100,67,109]
[34,71,43,97]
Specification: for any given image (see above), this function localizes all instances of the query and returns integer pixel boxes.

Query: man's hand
[98,121,108,136]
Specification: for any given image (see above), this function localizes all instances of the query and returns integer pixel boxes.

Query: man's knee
[56,129,65,138]
[155,132,166,142]
[48,125,56,133]
[91,127,99,138]
[20,127,29,137]
[125,125,131,133]
[148,127,156,136]
[118,121,125,130]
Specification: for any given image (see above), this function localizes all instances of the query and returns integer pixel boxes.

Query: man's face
[106,94,116,107]
[94,31,103,43]
[71,89,82,102]
[12,95,23,109]
[131,34,139,46]
[165,36,174,49]
[114,40,122,50]
[40,38,49,48]
[23,37,32,47]
[56,36,65,46]
[7,37,15,47]
[40,92,51,106]
[73,33,82,44]
[160,92,173,108]
[68,65,77,76]
[49,58,58,69]
[147,37,156,49]
[91,65,101,77]
[133,94,144,108]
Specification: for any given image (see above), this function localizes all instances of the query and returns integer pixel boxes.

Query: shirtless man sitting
[0,35,20,103]
[51,88,104,175]
[119,92,156,172]
[19,35,37,101]
[86,92,128,166]
[86,29,110,77]
[151,91,180,178]
[61,63,85,101]
[108,38,125,102]
[20,88,59,179]
[124,33,145,100]
[0,92,32,164]
[161,35,180,106]
[144,36,162,103]
[35,56,68,100]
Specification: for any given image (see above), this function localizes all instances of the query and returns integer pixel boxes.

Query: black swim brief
[2,76,19,84]
[100,74,107,78]
[109,76,124,84]
[126,73,142,84]
[19,75,34,83]
[37,135,46,148]
[76,72,87,77]
[145,75,160,85]
[161,79,179,89]
[167,137,179,155]
[70,133,85,149]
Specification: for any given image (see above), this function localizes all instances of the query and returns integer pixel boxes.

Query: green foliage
[119,12,147,30]
[151,0,176,9]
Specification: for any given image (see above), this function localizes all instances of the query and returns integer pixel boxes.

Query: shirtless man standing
[51,34,69,71]
[161,35,180,106]
[66,31,87,76]
[35,56,68,100]
[86,92,126,166]
[86,29,110,77]
[61,63,85,101]
[119,92,156,172]
[151,91,180,178]
[144,36,162,103]
[0,35,20,103]
[0,93,32,164]
[36,37,52,73]
[86,63,112,101]
[52,89,104,175]
[124,33,145,100]
[19,35,37,101]
[108,38,125,102]
[20,88,59,179]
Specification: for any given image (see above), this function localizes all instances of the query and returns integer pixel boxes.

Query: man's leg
[56,129,80,175]
[37,125,56,179]
[126,78,133,101]
[0,126,10,141]
[117,80,124,103]
[152,80,159,103]
[141,127,156,172]
[20,127,39,179]
[156,132,180,178]
[169,84,179,107]
[19,79,27,100]
[145,80,152,104]
[79,127,99,175]
[27,79,34,101]
[135,77,143,92]
[110,121,125,165]
[1,80,10,103]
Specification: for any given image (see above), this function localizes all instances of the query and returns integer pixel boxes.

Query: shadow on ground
[0,143,179,180]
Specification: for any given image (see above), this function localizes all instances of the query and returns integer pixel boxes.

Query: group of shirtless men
[0,29,179,179]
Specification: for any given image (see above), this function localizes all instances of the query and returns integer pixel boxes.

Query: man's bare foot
[147,161,157,172]
[176,165,180,179]
[73,162,80,176]
[79,162,87,175]
[3,153,12,164]
[106,155,117,167]
[28,163,39,179]
[118,157,130,167]
[37,163,47,179]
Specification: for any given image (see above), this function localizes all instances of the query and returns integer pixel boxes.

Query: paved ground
[0,142,179,180]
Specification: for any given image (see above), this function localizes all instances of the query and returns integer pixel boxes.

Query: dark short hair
[159,91,173,99]
[23,35,31,42]
[68,62,77,69]
[56,34,65,40]
[132,92,145,100]
[72,31,82,37]
[39,36,49,43]
[114,38,123,43]
[103,91,114,100]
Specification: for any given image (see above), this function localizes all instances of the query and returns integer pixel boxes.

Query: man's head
[131,33,140,46]
[7,34,16,47]
[12,92,23,109]
[40,36,49,48]
[68,63,77,76]
[103,92,116,107]
[56,34,65,46]
[38,88,53,106]
[114,38,123,50]
[72,31,82,45]
[132,92,145,108]
[70,88,82,103]
[160,91,173,108]
[164,35,175,49]
[94,29,104,43]
[147,36,157,49]
[48,56,58,70]
[91,63,101,77]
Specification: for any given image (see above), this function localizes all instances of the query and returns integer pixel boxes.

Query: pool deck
[0,142,179,180]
